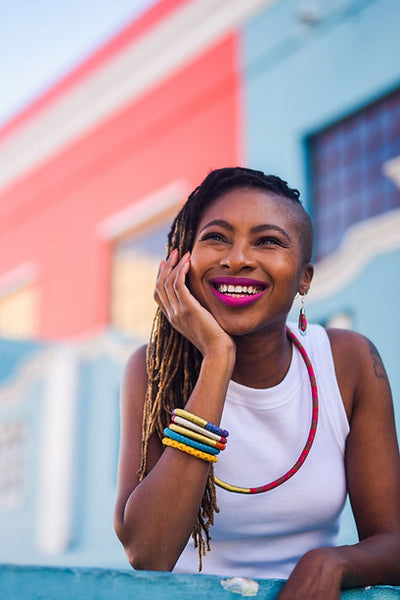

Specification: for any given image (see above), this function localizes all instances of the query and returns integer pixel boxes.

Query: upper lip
[210,277,267,288]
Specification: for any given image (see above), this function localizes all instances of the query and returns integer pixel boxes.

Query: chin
[217,319,261,338]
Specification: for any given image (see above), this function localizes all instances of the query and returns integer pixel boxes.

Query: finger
[154,249,179,309]
[156,249,178,283]
[172,253,193,309]
[163,252,190,309]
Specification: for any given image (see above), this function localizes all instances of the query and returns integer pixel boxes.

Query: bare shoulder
[115,344,150,522]
[121,344,148,400]
[326,328,390,420]
[326,327,388,378]
[327,326,368,355]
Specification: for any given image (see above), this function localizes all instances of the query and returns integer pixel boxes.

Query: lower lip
[211,287,266,307]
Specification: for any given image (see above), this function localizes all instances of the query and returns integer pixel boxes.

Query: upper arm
[114,344,162,529]
[328,329,400,539]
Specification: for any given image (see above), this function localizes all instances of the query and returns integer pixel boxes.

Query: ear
[298,262,314,295]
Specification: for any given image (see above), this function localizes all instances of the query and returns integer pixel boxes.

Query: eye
[200,231,227,243]
[256,236,283,247]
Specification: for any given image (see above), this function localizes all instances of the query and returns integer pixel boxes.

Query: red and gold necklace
[213,327,318,494]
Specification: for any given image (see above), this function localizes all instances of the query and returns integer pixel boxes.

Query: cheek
[187,261,202,295]
[187,247,205,285]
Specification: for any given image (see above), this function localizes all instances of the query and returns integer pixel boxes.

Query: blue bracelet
[163,427,220,456]
[204,421,229,438]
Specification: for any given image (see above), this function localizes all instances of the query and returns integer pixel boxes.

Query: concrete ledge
[0,565,399,599]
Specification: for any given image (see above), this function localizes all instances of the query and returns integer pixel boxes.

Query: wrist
[202,341,236,370]
[301,547,348,584]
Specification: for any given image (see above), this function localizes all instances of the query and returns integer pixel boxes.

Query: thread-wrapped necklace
[213,327,318,494]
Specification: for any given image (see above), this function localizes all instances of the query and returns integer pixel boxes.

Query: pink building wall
[0,0,241,339]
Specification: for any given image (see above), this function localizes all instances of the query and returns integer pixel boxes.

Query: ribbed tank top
[174,323,350,579]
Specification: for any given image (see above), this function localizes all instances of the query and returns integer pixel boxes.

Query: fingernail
[167,249,178,260]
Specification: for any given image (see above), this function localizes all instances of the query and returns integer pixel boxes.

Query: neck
[232,323,292,389]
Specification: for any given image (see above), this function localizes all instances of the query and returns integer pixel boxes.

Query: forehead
[197,187,300,232]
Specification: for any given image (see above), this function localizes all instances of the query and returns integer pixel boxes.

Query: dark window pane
[309,87,400,260]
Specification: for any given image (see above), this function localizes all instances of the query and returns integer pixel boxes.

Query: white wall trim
[97,179,188,240]
[0,262,39,298]
[0,0,275,192]
[309,209,400,303]
[383,154,400,188]
[36,347,78,554]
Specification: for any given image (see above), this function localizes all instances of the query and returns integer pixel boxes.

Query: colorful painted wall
[0,0,399,570]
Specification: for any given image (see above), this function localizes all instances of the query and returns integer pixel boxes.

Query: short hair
[168,166,313,263]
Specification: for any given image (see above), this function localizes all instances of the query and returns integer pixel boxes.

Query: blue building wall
[0,338,130,569]
[71,354,126,567]
[243,0,400,192]
[243,0,400,401]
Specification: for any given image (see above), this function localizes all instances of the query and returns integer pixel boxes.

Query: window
[308,87,400,260]
[0,422,27,511]
[101,181,187,339]
[110,219,172,339]
[0,284,39,339]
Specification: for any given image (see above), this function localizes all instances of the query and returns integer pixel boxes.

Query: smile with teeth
[214,283,264,297]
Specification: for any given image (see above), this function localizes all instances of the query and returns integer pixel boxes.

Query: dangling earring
[298,294,307,336]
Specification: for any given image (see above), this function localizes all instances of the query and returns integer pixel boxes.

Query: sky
[0,0,158,127]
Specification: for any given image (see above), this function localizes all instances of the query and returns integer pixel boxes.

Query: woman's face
[188,187,313,337]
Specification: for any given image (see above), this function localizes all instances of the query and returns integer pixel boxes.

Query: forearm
[279,534,400,600]
[118,448,211,571]
[116,350,235,571]
[338,533,400,588]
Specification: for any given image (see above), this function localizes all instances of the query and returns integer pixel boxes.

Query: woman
[114,167,400,599]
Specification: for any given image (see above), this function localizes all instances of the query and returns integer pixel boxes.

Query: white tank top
[174,323,350,579]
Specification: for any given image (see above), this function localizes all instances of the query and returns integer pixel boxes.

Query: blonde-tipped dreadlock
[139,309,219,569]
[137,167,312,570]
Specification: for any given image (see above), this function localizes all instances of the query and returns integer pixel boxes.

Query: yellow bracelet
[173,408,208,428]
[172,415,223,441]
[169,423,226,450]
[162,437,218,462]
[173,408,229,438]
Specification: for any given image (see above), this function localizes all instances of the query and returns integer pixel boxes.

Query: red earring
[298,294,307,336]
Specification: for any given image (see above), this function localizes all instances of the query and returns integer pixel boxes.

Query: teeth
[215,283,263,295]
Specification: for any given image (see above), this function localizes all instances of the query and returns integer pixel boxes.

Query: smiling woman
[114,167,400,600]
[187,186,313,338]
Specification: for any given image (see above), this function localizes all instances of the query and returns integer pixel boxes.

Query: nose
[219,241,255,272]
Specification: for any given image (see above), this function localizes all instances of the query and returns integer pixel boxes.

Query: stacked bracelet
[163,428,220,455]
[161,409,229,463]
[169,423,226,450]
[173,408,229,438]
[171,415,227,442]
[162,437,218,462]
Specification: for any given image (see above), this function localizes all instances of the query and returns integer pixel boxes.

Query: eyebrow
[199,219,292,242]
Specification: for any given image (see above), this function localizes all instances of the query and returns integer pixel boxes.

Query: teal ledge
[0,565,399,599]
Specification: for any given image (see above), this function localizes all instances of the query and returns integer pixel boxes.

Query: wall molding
[97,179,188,240]
[0,0,274,192]
[309,208,400,303]
[0,262,39,298]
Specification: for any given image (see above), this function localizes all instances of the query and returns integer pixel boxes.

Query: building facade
[0,0,399,568]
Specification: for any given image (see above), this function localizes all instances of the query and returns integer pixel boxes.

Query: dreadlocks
[138,167,311,570]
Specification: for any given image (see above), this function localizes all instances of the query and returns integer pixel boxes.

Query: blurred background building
[0,0,399,569]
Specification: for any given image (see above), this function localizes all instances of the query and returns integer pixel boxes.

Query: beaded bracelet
[171,415,227,443]
[162,437,218,463]
[164,427,220,455]
[169,423,226,450]
[173,408,229,438]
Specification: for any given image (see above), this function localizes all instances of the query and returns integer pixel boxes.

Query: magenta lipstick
[210,277,267,307]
